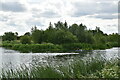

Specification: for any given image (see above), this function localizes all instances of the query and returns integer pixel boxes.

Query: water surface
[0,47,119,71]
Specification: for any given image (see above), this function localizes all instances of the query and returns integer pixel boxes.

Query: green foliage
[1,58,119,78]
[12,44,31,53]
[53,30,78,44]
[54,21,68,31]
[20,36,31,44]
[2,32,16,41]
[69,23,94,44]
[24,32,31,36]
[84,32,94,44]
[32,30,44,44]
[31,43,63,53]
[44,27,56,43]
[62,43,93,52]
[2,41,118,53]
[99,65,119,78]
[2,21,120,52]
[3,43,63,53]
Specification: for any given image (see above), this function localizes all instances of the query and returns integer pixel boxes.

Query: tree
[69,23,87,43]
[15,32,19,40]
[84,32,94,44]
[15,32,18,36]
[44,27,56,43]
[20,36,31,44]
[31,25,37,32]
[24,32,31,36]
[2,32,16,41]
[69,24,79,35]
[32,30,44,44]
[48,22,54,30]
[53,30,78,44]
[108,33,120,43]
[64,20,68,29]
[54,21,68,31]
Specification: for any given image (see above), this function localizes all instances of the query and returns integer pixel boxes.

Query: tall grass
[1,58,119,78]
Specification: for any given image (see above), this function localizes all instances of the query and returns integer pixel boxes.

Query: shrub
[20,36,31,44]
[62,43,93,52]
[31,43,63,53]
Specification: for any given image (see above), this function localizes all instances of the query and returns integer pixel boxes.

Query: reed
[1,58,119,78]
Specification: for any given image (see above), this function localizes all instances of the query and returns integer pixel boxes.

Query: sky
[0,0,119,35]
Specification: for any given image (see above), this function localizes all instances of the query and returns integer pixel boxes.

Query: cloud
[89,13,118,19]
[0,15,8,22]
[0,2,27,12]
[32,10,60,18]
[26,19,44,27]
[71,2,97,17]
[71,1,118,18]
[40,10,60,18]
[0,0,118,35]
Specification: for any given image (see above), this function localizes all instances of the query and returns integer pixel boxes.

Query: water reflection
[0,47,119,71]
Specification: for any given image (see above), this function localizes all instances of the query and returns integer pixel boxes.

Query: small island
[1,21,120,53]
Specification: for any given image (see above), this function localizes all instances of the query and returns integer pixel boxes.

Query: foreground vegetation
[1,57,120,78]
[1,21,120,52]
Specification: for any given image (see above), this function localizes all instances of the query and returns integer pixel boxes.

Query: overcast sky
[0,0,119,35]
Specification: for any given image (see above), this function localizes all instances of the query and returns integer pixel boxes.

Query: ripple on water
[0,47,119,70]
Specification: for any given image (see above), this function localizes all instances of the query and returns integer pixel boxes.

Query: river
[0,47,119,71]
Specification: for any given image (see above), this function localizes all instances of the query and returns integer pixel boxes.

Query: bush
[20,36,31,44]
[3,43,63,53]
[31,43,63,53]
[92,44,107,50]
[12,44,31,53]
[62,43,93,52]
[107,42,119,47]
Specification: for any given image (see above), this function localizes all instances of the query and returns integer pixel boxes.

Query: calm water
[0,47,119,71]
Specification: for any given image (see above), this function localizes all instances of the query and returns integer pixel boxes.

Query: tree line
[2,21,120,46]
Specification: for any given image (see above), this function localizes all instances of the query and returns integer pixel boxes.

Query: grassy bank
[2,43,63,53]
[1,41,119,53]
[1,58,120,78]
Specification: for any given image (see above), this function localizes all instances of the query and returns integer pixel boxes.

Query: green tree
[31,25,37,33]
[108,33,120,42]
[53,30,78,44]
[84,32,94,44]
[54,21,68,31]
[32,29,44,44]
[2,32,16,41]
[69,23,88,43]
[44,23,56,43]
[48,22,54,30]
[20,36,31,44]
[24,32,31,36]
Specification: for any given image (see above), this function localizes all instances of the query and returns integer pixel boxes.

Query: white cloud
[0,0,118,35]
[89,13,118,19]
[0,2,27,12]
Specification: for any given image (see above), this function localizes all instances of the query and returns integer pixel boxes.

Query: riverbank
[1,41,119,53]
